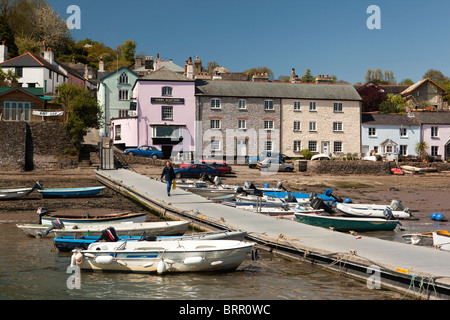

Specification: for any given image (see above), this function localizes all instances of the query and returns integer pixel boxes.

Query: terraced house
[195,79,362,160]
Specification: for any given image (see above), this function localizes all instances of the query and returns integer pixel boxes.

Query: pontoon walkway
[96,169,450,299]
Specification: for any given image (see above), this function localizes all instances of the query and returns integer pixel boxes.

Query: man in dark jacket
[161,161,175,196]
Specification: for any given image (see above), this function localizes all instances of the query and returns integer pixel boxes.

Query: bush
[300,149,312,160]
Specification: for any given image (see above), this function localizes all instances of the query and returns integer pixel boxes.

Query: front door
[321,141,329,155]
[446,141,450,161]
[236,139,248,157]
[161,145,172,159]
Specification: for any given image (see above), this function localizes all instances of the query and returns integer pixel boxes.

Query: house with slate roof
[361,113,421,160]
[412,111,450,161]
[111,67,196,159]
[0,46,67,95]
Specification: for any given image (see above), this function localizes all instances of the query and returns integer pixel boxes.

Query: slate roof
[195,80,362,101]
[400,78,447,96]
[412,111,450,124]
[362,113,420,126]
[139,67,194,82]
[0,52,65,76]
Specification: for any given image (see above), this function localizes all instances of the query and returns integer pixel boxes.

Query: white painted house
[0,43,66,95]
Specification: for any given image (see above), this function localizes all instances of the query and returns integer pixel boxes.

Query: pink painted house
[111,67,196,159]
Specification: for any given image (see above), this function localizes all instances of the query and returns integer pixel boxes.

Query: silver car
[256,158,294,172]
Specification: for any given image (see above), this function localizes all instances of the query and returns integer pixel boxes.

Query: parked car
[246,152,287,168]
[124,145,163,159]
[179,160,232,175]
[174,164,219,179]
[256,158,294,172]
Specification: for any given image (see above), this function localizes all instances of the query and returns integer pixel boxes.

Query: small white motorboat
[432,230,450,251]
[17,220,191,238]
[336,200,412,219]
[70,239,255,273]
[0,181,43,200]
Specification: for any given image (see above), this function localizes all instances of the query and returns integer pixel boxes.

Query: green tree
[365,68,396,84]
[55,83,102,155]
[415,141,428,160]
[379,94,407,114]
[0,14,18,58]
[300,69,315,83]
[244,67,274,81]
[0,66,19,85]
[120,39,136,65]
[399,78,414,85]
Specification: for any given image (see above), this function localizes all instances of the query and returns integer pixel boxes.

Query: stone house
[400,78,447,111]
[361,113,421,160]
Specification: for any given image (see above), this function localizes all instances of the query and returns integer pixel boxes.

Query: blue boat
[54,230,248,252]
[38,186,105,198]
[263,191,335,201]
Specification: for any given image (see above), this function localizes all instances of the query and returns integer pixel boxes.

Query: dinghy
[17,220,190,238]
[336,200,412,219]
[54,230,248,252]
[38,186,105,197]
[402,232,433,246]
[0,181,42,200]
[432,230,450,251]
[70,239,254,273]
[293,212,399,232]
[36,207,147,225]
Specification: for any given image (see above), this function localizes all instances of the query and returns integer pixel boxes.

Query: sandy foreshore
[1,164,449,225]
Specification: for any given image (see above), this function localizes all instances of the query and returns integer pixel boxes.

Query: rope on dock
[401,275,438,300]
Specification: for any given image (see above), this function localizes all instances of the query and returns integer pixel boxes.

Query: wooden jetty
[96,169,450,299]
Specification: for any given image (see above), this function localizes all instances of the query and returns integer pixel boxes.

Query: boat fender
[210,260,223,266]
[183,256,204,265]
[116,259,127,266]
[430,212,437,220]
[343,198,352,203]
[435,213,445,221]
[157,260,167,273]
[263,183,269,188]
[143,262,154,268]
[95,255,114,264]
[74,252,84,265]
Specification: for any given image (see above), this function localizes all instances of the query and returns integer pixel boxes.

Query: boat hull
[294,212,399,231]
[54,231,248,252]
[71,240,254,273]
[336,203,411,219]
[38,186,105,198]
[40,212,147,226]
[17,221,190,238]
[432,230,450,251]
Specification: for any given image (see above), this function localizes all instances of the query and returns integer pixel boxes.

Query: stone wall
[0,122,75,171]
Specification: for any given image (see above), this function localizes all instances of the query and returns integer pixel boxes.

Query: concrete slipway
[96,169,450,299]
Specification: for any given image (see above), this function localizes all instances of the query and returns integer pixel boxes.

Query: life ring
[369,150,376,156]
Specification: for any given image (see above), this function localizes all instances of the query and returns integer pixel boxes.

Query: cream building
[281,84,362,158]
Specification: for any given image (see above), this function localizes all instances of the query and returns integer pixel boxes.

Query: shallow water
[0,223,410,301]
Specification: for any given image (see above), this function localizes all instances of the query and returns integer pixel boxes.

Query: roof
[411,111,450,125]
[354,83,410,95]
[362,113,420,126]
[138,67,194,82]
[0,52,66,76]
[0,87,46,102]
[97,66,138,83]
[195,80,362,101]
[400,78,447,96]
[134,61,184,74]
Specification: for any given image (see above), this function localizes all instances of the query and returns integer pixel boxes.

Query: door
[236,139,248,157]
[321,141,329,155]
[161,145,172,159]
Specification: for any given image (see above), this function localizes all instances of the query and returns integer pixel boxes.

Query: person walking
[161,161,175,196]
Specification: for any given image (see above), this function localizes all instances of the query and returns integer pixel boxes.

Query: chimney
[252,72,269,82]
[134,56,142,69]
[99,57,104,72]
[0,41,8,63]
[186,57,194,79]
[43,47,54,65]
[144,56,153,70]
[154,54,160,71]
[290,68,299,83]
[194,56,202,76]
[40,41,46,57]
[315,74,333,84]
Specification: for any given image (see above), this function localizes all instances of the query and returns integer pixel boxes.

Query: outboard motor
[214,176,223,186]
[98,227,119,242]
[284,193,297,203]
[310,195,334,214]
[383,208,395,220]
[38,218,64,238]
[139,233,157,241]
[235,186,247,195]
[36,207,51,225]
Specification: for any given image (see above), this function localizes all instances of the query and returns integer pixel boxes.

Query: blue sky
[47,0,450,84]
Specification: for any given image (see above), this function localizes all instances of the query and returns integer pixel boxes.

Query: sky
[46,0,450,84]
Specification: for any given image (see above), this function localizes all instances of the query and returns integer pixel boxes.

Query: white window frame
[333,122,343,132]
[119,72,128,84]
[309,121,317,132]
[400,127,407,137]
[264,100,274,110]
[431,146,438,156]
[293,101,301,111]
[368,127,376,137]
[3,101,31,121]
[210,98,221,109]
[293,140,301,152]
[308,141,318,152]
[119,89,128,100]
[399,145,407,156]
[333,102,343,112]
[210,139,221,151]
[210,119,221,129]
[333,141,343,153]
[161,106,173,120]
[293,121,301,132]
[309,101,317,112]
[431,126,439,138]
[162,86,173,97]
[263,140,273,152]
[238,119,247,129]
[264,120,274,130]
[238,99,246,110]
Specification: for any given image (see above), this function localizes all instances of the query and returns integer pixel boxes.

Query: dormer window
[119,72,128,84]
[162,86,173,96]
